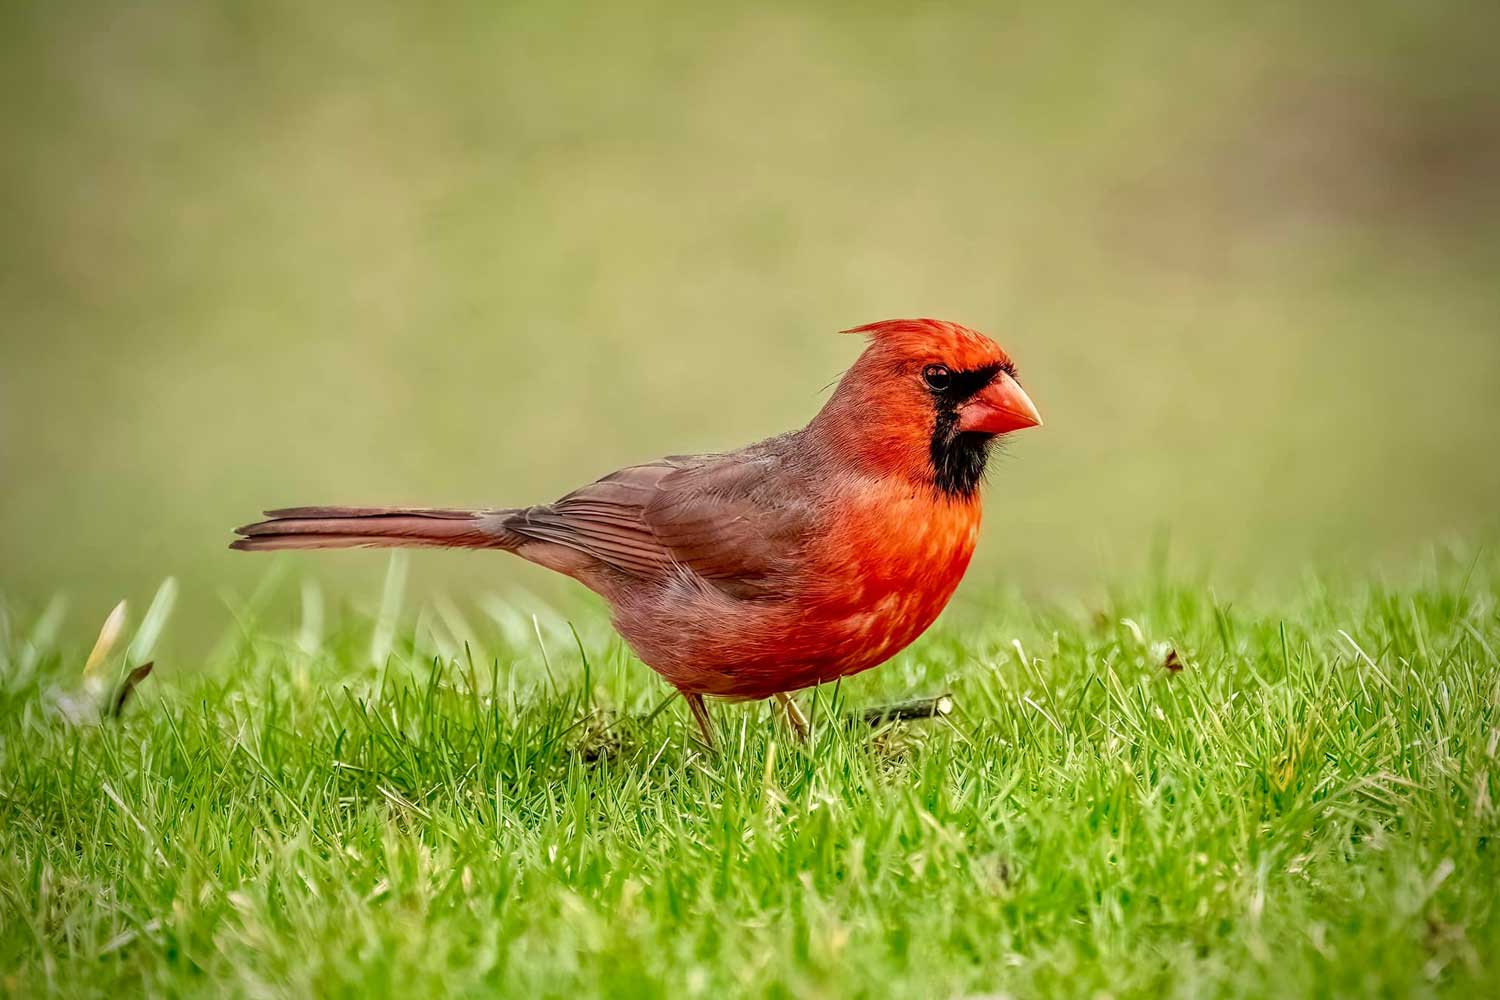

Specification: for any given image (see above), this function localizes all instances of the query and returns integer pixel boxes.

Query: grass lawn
[2,553,1498,998]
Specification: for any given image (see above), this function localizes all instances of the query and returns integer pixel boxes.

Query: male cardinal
[233,319,1041,746]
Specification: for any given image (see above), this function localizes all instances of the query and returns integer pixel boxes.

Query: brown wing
[505,445,813,597]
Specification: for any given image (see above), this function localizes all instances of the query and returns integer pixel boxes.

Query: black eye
[922,364,952,391]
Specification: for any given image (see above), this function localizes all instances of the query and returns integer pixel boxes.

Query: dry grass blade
[83,600,128,677]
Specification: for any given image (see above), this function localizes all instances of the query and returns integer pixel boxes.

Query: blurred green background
[3,1,1498,643]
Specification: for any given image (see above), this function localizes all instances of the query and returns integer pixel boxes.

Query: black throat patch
[928,363,1005,499]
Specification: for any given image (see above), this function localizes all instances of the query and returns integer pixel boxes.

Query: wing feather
[501,444,812,596]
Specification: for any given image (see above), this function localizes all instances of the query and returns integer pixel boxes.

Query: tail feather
[231,506,519,552]
[263,505,479,520]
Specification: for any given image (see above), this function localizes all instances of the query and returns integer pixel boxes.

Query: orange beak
[957,372,1042,435]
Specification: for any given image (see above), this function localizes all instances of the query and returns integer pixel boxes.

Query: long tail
[231,506,521,552]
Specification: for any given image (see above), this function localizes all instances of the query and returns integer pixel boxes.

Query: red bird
[233,319,1042,745]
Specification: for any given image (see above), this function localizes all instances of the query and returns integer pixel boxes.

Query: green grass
[2,553,1498,998]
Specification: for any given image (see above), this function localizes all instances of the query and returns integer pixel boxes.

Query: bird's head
[812,318,1042,500]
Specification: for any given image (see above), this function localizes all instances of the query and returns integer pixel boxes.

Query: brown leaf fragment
[111,661,154,719]
[1163,648,1184,673]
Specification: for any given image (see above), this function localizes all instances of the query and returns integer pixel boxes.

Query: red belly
[620,490,982,699]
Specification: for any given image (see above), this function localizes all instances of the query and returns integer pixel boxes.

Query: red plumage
[233,319,1042,743]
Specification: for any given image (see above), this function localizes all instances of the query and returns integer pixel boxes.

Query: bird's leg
[684,692,716,750]
[774,692,809,742]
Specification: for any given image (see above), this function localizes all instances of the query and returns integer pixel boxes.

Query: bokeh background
[3,1,1498,645]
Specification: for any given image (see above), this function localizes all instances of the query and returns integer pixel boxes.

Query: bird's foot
[774,692,809,742]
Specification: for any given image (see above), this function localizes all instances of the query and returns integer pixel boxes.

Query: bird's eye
[922,364,952,391]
